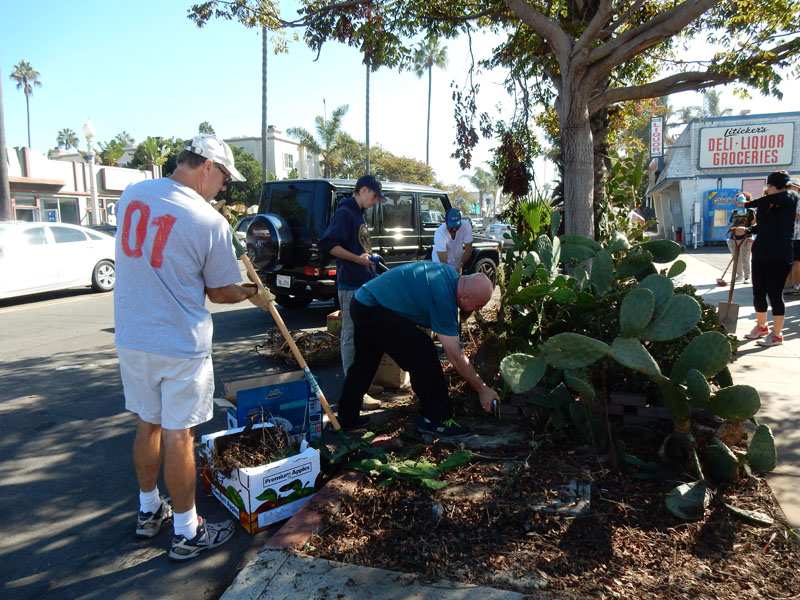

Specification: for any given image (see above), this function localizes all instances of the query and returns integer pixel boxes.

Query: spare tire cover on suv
[246,213,294,272]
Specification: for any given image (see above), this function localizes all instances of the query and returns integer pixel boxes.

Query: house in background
[226,126,321,180]
[5,147,155,225]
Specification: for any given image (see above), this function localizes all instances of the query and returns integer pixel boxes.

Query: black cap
[767,171,790,189]
[355,175,386,201]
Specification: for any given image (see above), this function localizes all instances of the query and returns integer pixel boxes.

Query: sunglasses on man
[215,163,232,185]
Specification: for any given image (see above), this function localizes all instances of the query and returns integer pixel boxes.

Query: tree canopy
[291,0,800,236]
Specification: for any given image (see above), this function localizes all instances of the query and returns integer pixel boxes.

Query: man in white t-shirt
[115,135,260,561]
[432,208,473,272]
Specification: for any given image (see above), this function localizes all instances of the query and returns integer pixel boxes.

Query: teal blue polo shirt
[355,262,460,336]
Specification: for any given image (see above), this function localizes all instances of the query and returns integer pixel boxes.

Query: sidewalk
[680,250,800,527]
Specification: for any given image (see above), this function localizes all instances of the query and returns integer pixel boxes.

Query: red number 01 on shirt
[121,200,176,268]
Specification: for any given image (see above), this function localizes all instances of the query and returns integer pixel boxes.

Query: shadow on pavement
[0,300,344,600]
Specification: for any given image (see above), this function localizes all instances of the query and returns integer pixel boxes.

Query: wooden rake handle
[240,254,341,431]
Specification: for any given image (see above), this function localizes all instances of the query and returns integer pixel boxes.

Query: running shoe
[416,416,470,438]
[757,333,783,347]
[135,496,173,539]
[168,516,235,561]
[744,325,769,340]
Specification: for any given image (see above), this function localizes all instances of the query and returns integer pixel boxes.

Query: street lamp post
[82,120,99,225]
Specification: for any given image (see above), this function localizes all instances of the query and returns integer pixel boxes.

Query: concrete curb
[220,549,529,600]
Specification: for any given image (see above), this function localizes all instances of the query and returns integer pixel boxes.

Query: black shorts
[794,240,800,262]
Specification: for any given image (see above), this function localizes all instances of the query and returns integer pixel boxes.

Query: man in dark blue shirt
[337,262,499,437]
[319,175,384,376]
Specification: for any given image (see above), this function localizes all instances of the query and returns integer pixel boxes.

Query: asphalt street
[0,286,342,600]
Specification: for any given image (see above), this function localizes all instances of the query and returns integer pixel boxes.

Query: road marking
[0,294,108,315]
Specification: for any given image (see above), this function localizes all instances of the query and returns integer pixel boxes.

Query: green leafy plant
[351,450,474,490]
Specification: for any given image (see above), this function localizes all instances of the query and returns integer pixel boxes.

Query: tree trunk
[0,68,12,220]
[261,26,268,182]
[25,93,31,148]
[590,107,611,238]
[559,96,595,237]
[426,65,432,165]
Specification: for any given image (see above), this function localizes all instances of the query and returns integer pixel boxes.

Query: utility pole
[0,68,12,221]
[365,60,370,175]
[261,26,268,183]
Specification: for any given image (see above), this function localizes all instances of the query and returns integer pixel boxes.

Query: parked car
[485,222,515,249]
[0,222,116,300]
[245,179,501,308]
[89,224,118,237]
[469,216,485,233]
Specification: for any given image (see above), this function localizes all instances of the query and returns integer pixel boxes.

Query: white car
[485,223,514,249]
[0,222,116,300]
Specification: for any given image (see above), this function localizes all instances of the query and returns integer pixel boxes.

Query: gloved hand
[243,283,274,310]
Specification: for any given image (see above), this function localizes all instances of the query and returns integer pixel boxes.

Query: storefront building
[5,147,155,225]
[649,111,800,245]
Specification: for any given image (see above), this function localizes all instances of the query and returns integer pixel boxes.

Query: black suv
[246,179,501,308]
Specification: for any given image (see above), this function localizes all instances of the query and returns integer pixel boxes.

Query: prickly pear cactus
[540,333,610,370]
[639,239,683,263]
[610,337,663,380]
[685,369,711,408]
[638,274,674,311]
[642,294,702,342]
[620,288,655,337]
[709,385,761,421]
[703,438,739,483]
[747,424,777,473]
[500,353,546,394]
[671,331,732,384]
[590,249,614,295]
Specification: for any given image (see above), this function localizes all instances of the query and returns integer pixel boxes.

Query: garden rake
[216,201,341,431]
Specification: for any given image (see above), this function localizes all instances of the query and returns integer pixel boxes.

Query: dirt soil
[306,423,799,599]
[304,304,799,599]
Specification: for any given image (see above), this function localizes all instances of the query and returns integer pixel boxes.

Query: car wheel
[92,260,116,292]
[472,257,498,285]
[275,294,313,309]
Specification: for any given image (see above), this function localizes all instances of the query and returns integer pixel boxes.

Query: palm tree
[56,128,79,150]
[10,60,42,148]
[702,89,732,118]
[412,37,448,166]
[462,167,497,216]
[288,104,349,178]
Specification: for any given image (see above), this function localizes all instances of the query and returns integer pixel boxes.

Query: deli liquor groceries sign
[699,122,794,168]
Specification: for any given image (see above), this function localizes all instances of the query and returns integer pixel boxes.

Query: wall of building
[226,127,321,180]
[5,147,154,225]
[651,112,800,245]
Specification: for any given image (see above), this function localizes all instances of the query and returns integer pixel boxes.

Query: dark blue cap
[355,175,386,201]
[446,208,462,229]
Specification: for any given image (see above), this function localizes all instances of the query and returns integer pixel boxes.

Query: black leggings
[337,299,450,428]
[751,259,792,316]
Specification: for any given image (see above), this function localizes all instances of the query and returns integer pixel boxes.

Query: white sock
[173,506,199,539]
[139,487,160,514]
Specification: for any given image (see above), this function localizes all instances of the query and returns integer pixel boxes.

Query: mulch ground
[300,307,799,599]
[305,427,799,599]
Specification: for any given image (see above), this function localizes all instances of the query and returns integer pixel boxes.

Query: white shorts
[118,347,214,430]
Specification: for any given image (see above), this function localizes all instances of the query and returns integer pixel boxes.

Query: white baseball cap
[185,134,246,182]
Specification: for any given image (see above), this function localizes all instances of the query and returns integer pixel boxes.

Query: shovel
[718,240,742,332]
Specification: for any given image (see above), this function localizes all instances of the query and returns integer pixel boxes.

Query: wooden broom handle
[240,254,341,431]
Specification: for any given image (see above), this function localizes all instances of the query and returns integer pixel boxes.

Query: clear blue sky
[0,0,512,186]
[2,1,797,187]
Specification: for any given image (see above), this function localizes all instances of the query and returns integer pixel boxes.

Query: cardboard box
[327,310,342,336]
[200,423,321,534]
[223,371,322,442]
[373,354,410,390]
